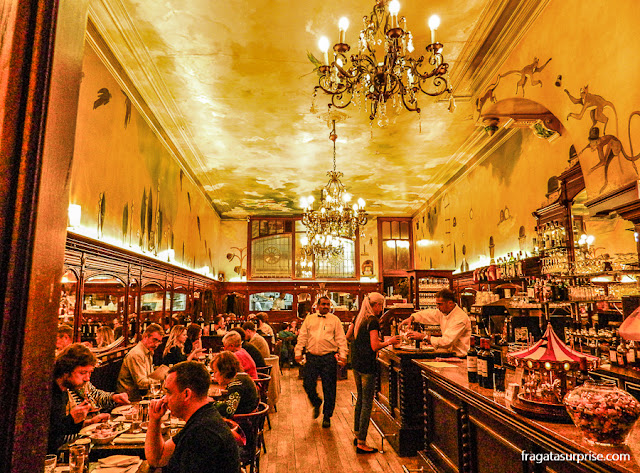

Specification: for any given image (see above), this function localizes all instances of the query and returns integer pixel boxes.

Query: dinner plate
[111,405,136,415]
[79,422,131,436]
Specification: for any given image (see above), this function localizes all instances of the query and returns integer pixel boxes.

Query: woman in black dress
[347,292,400,453]
[162,325,203,366]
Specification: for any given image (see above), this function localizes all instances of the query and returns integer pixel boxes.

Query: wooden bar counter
[414,361,640,473]
[372,346,453,456]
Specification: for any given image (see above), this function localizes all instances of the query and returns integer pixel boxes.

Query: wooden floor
[260,366,423,473]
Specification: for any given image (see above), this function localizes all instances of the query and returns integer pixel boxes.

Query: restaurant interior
[3,0,640,472]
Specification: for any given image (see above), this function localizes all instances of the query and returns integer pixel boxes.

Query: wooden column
[0,0,89,471]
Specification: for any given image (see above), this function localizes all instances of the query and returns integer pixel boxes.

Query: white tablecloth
[263,355,281,408]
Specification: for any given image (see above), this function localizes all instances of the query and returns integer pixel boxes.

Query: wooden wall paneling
[427,386,463,473]
[0,0,90,470]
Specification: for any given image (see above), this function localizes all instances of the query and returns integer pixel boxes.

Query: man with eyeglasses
[117,323,165,401]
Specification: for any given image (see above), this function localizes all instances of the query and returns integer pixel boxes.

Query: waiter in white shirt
[294,296,348,428]
[400,289,471,357]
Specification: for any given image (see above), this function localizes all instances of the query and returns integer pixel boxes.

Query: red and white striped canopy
[508,323,600,369]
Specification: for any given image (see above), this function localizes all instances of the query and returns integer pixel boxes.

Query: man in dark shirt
[145,361,240,473]
[231,327,266,368]
[49,344,110,453]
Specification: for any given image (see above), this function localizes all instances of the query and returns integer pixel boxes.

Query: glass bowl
[564,379,640,446]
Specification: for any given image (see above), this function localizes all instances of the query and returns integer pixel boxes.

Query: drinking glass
[44,454,56,473]
[493,366,506,398]
[69,445,85,473]
[130,403,142,434]
[149,381,162,399]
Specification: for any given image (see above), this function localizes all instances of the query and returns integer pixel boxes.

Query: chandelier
[312,0,452,125]
[300,119,367,259]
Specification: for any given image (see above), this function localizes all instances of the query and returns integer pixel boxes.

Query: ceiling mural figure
[475,75,500,115]
[499,57,552,96]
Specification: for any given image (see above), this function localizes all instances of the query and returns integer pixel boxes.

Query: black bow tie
[318,314,326,318]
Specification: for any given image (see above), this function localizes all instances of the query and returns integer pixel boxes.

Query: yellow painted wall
[69,43,221,275]
[414,0,640,270]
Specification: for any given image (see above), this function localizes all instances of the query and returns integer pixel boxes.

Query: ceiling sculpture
[89,0,544,218]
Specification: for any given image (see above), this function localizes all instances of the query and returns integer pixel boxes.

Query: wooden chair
[233,402,269,473]
[254,373,271,435]
[256,364,272,376]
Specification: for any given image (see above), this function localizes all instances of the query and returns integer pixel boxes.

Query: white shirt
[412,304,471,357]
[294,312,348,360]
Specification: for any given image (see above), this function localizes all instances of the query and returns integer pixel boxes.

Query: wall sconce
[68,204,81,229]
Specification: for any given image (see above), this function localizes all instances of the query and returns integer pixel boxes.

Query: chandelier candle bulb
[428,15,440,44]
[389,0,400,29]
[338,17,349,44]
[318,36,330,65]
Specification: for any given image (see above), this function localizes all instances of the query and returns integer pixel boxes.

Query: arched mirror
[172,285,190,326]
[82,274,126,346]
[141,281,165,330]
[127,279,140,343]
[249,292,293,311]
[59,269,77,327]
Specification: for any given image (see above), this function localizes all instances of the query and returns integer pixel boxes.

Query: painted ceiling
[89,0,533,218]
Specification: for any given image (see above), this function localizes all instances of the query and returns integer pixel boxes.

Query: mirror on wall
[297,292,312,318]
[249,292,293,311]
[59,269,77,327]
[328,292,358,311]
[82,274,125,346]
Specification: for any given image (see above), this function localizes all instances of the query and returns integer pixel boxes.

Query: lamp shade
[620,306,640,341]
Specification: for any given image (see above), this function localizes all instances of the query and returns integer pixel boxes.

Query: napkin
[98,455,140,467]
[112,433,146,444]
[95,459,142,473]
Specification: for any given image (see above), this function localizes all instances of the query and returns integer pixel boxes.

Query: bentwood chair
[253,372,271,451]
[256,364,272,376]
[233,402,269,473]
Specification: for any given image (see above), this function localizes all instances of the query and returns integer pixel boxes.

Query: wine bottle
[467,336,478,383]
[477,338,487,387]
[609,336,618,366]
[483,338,494,389]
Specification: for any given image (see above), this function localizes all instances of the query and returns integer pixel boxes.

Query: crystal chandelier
[300,120,367,259]
[312,0,452,124]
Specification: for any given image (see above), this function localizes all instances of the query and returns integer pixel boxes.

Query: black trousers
[303,352,338,418]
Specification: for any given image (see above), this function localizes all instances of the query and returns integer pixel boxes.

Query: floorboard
[259,366,424,473]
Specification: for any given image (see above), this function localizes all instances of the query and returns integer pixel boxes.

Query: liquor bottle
[467,336,478,383]
[626,340,636,366]
[609,336,618,366]
[617,337,627,367]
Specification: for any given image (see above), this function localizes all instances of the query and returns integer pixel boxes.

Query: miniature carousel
[507,323,600,422]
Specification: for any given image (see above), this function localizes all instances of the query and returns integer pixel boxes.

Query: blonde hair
[96,326,114,348]
[354,292,385,337]
[163,325,186,357]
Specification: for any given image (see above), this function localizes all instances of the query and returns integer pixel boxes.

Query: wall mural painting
[476,57,552,116]
[565,85,640,194]
[70,44,221,274]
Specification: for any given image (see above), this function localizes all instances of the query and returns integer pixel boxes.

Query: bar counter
[414,361,640,473]
[372,346,453,456]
